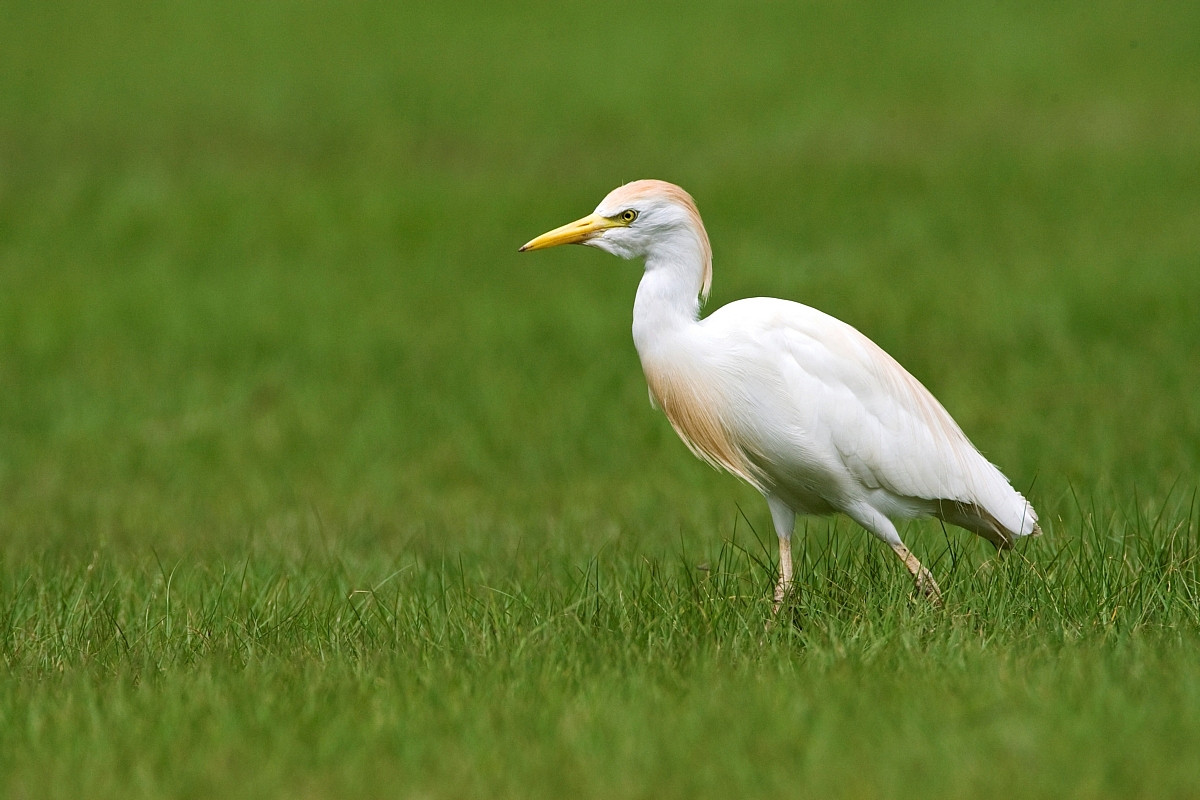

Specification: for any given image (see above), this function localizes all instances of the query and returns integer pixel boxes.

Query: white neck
[631,246,706,359]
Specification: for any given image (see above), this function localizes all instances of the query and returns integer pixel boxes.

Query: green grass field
[3,1,1200,797]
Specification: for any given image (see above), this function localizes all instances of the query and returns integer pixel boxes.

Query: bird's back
[673,297,1039,543]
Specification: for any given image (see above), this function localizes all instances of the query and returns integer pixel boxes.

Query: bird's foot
[771,578,794,616]
[765,579,797,632]
[914,568,943,607]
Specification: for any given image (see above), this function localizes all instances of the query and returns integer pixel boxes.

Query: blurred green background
[2,1,1199,797]
[3,1,1198,554]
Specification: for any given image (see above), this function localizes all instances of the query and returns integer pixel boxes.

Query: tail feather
[934,499,1040,551]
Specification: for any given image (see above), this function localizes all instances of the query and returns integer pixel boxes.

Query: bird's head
[520,179,713,299]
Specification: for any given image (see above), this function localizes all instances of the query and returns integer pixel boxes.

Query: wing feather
[701,298,1037,538]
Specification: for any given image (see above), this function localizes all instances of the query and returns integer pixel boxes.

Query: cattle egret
[520,180,1039,608]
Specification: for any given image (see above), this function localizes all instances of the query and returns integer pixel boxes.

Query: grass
[2,0,1200,797]
[3,518,1200,797]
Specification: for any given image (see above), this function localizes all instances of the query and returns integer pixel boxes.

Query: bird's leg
[847,506,943,607]
[888,541,943,606]
[773,535,794,614]
[766,496,797,615]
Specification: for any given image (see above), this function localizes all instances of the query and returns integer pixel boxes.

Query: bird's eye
[620,209,638,223]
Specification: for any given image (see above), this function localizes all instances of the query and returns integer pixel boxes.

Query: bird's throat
[631,256,705,354]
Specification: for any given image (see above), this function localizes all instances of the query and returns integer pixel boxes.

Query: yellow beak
[519,213,617,252]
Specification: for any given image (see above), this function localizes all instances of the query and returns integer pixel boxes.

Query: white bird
[520,180,1039,608]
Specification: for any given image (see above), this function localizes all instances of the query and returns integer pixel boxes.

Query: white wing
[700,298,1037,539]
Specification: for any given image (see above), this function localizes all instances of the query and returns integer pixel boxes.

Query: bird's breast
[641,357,767,492]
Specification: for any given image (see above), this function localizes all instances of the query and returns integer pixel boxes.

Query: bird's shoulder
[702,295,969,447]
[701,297,883,372]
